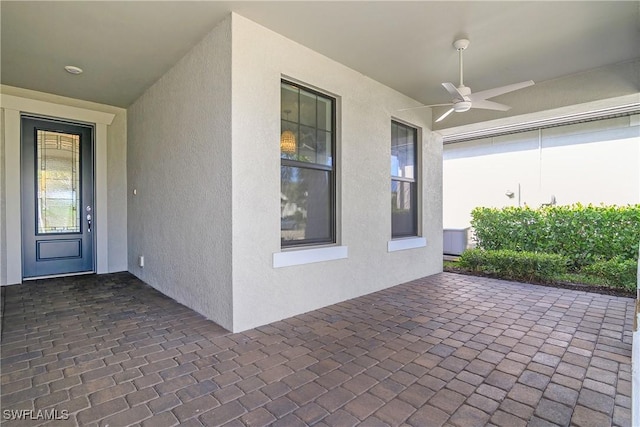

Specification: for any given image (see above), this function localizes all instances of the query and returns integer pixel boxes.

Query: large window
[391,121,418,237]
[280,81,336,247]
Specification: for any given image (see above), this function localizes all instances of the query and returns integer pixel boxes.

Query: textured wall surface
[107,112,128,272]
[126,13,444,332]
[127,17,233,329]
[230,14,443,331]
[442,114,640,228]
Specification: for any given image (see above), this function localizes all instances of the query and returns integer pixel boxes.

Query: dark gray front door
[21,117,94,278]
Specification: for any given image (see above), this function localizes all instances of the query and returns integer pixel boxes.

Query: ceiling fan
[402,39,534,123]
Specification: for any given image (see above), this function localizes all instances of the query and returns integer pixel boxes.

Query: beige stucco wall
[0,85,128,284]
[126,13,443,332]
[441,98,640,228]
[127,17,234,329]
[230,14,442,331]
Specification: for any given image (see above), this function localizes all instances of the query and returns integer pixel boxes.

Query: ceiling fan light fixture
[453,101,472,112]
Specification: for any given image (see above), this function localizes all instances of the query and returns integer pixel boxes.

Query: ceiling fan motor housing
[453,39,470,51]
[456,85,471,97]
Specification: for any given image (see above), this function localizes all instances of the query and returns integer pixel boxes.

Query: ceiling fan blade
[435,108,455,123]
[397,103,453,112]
[442,82,466,101]
[469,80,534,101]
[471,99,511,111]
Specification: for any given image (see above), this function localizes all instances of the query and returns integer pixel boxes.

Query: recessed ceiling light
[64,65,83,75]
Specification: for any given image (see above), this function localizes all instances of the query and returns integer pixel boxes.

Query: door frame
[1,95,115,284]
[21,116,96,279]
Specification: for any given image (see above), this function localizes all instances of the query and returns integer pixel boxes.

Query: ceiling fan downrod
[453,39,469,88]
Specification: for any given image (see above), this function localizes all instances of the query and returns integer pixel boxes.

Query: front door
[21,117,94,278]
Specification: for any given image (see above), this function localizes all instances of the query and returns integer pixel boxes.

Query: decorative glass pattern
[36,130,81,233]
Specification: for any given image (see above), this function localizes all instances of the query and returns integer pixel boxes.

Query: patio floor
[0,272,634,427]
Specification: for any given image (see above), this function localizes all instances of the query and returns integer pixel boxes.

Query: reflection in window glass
[391,122,415,179]
[391,181,416,237]
[281,167,332,243]
[37,130,81,233]
[299,125,318,163]
[299,90,317,127]
[281,83,333,167]
[317,97,332,131]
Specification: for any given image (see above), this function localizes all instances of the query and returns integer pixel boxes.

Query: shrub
[471,204,640,270]
[459,249,568,283]
[582,257,638,291]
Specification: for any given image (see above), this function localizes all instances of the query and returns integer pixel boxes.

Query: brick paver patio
[0,272,634,426]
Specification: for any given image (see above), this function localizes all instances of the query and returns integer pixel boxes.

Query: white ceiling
[2,1,639,119]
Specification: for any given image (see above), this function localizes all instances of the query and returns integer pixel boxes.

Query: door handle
[86,206,92,233]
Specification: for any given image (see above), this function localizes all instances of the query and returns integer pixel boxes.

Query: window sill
[388,237,426,252]
[273,245,348,268]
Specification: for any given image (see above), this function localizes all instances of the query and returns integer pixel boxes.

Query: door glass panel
[36,130,81,234]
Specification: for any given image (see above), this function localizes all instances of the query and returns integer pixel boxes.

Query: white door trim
[1,95,115,285]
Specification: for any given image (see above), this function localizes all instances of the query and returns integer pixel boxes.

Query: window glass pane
[391,123,416,179]
[391,123,399,176]
[391,180,416,237]
[317,130,332,167]
[403,137,415,179]
[281,83,299,122]
[37,130,81,234]
[299,90,317,127]
[298,125,317,163]
[282,166,332,243]
[317,97,332,131]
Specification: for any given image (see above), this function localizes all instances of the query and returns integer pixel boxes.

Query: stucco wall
[443,115,640,228]
[230,15,443,331]
[0,85,127,284]
[107,112,128,271]
[127,17,234,329]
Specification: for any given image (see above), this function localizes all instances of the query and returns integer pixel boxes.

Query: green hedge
[582,257,638,291]
[459,249,568,283]
[471,204,640,269]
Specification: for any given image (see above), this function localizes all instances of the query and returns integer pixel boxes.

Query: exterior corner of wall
[224,16,446,332]
[125,13,234,330]
[107,109,128,272]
